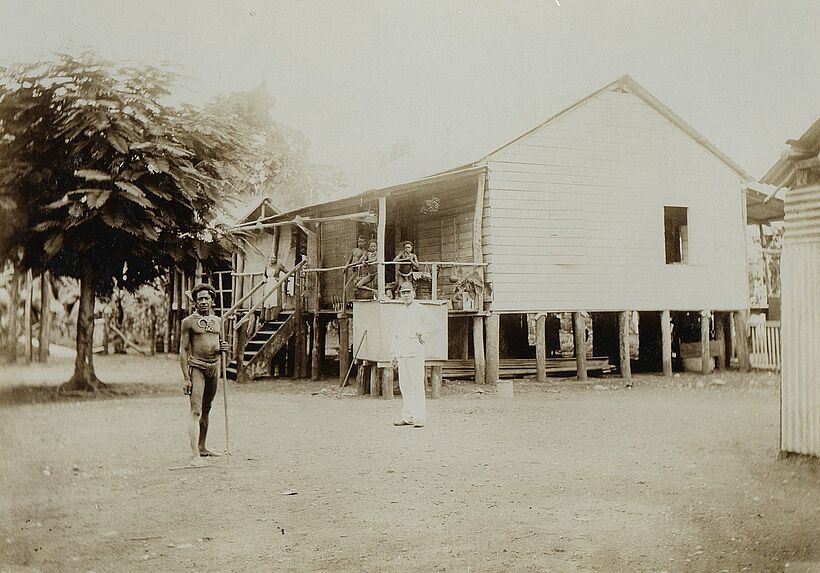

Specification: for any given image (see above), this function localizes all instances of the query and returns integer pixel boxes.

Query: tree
[0,53,251,391]
[207,83,346,210]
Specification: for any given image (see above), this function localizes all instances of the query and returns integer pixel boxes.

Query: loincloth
[188,355,220,379]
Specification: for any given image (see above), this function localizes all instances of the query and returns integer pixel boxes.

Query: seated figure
[393,240,420,287]
[354,239,378,297]
[343,236,368,301]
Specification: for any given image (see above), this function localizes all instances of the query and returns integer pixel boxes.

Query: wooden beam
[472,316,486,384]
[535,314,547,383]
[573,312,588,381]
[619,311,631,379]
[661,310,673,377]
[485,313,500,385]
[473,171,485,264]
[733,310,751,372]
[377,196,386,299]
[701,310,712,374]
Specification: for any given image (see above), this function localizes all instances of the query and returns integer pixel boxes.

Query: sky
[1,0,818,195]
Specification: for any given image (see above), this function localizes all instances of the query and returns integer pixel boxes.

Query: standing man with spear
[180,283,230,467]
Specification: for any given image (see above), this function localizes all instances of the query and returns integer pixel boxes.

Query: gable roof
[477,74,754,181]
[760,118,820,188]
[241,75,764,222]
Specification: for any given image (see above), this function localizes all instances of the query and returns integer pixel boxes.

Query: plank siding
[486,87,747,312]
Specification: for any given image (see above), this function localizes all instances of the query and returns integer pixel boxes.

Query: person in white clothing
[391,281,427,428]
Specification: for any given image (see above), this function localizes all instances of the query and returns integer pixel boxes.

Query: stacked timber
[437,357,613,379]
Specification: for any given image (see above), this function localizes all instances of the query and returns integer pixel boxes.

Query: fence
[750,320,781,371]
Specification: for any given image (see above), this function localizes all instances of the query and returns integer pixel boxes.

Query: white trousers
[397,355,426,424]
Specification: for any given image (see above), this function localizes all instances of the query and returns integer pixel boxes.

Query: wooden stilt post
[338,316,350,386]
[311,312,321,381]
[371,365,381,398]
[661,310,673,377]
[722,312,734,368]
[309,225,321,381]
[701,310,712,374]
[619,310,631,379]
[38,271,51,363]
[485,313,500,385]
[714,312,726,370]
[733,310,751,372]
[381,364,393,399]
[431,364,443,398]
[377,196,387,300]
[535,313,547,383]
[356,361,368,395]
[573,312,588,381]
[472,316,485,384]
[369,362,380,397]
[235,322,248,383]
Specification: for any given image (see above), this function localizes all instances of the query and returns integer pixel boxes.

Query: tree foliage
[0,53,254,388]
[206,83,345,210]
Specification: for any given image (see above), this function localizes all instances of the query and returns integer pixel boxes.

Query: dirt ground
[0,355,817,573]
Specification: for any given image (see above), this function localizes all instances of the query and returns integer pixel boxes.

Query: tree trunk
[38,271,51,363]
[7,263,21,363]
[61,261,105,391]
[113,292,125,354]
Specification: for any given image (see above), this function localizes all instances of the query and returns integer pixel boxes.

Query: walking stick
[220,322,231,463]
[336,330,367,398]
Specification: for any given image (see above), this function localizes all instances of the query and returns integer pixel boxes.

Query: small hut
[760,118,820,458]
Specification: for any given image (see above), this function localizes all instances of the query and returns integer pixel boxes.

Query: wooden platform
[431,357,614,379]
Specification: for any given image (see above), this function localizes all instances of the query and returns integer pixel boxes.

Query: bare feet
[199,449,222,458]
[188,456,207,467]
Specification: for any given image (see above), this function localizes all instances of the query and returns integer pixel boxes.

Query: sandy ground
[0,355,818,573]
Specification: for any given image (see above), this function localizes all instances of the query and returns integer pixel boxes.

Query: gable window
[664,206,689,264]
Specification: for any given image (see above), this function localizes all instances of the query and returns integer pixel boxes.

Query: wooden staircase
[226,311,297,381]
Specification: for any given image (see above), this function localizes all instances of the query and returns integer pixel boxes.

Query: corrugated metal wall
[780,183,820,457]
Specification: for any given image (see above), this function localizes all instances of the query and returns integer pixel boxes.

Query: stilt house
[222,75,783,389]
